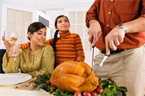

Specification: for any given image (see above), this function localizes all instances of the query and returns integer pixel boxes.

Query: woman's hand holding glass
[2,32,20,57]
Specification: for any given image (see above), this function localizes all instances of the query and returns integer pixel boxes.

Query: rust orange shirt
[50,32,85,66]
[86,0,145,49]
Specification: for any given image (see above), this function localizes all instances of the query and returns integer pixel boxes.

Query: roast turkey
[50,61,99,92]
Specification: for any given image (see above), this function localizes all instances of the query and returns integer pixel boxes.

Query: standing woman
[3,22,54,77]
[50,15,85,67]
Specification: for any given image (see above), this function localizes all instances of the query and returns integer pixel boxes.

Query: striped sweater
[50,32,85,66]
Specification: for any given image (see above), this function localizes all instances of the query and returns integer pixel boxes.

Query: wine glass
[2,31,20,57]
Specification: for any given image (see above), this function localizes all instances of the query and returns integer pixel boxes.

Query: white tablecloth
[0,86,53,96]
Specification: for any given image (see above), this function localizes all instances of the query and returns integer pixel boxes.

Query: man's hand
[88,20,102,47]
[105,25,127,55]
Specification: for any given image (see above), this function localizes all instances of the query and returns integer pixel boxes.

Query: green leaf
[54,89,63,96]
[100,79,127,96]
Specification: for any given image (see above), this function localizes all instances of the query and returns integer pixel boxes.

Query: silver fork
[93,50,109,67]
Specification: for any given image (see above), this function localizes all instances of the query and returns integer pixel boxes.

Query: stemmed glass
[2,31,20,57]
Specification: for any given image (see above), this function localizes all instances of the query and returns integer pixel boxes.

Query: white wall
[3,0,94,12]
[0,0,4,48]
[0,0,94,40]
[0,1,51,48]
[0,0,4,31]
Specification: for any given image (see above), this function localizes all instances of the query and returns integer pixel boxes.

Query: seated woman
[50,15,85,67]
[2,22,54,77]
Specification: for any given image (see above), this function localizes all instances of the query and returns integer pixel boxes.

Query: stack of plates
[0,73,32,86]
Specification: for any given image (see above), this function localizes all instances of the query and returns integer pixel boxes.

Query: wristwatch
[118,24,128,33]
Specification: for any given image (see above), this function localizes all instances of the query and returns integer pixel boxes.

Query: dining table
[0,86,53,96]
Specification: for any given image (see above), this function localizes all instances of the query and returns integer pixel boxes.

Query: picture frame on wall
[39,16,49,27]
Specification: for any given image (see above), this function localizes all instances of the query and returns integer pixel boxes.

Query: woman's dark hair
[27,22,46,40]
[52,15,69,50]
[52,30,59,51]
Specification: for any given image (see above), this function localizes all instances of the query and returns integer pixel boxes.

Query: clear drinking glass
[2,31,20,57]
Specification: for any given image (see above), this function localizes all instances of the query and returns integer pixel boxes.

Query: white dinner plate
[0,73,32,86]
